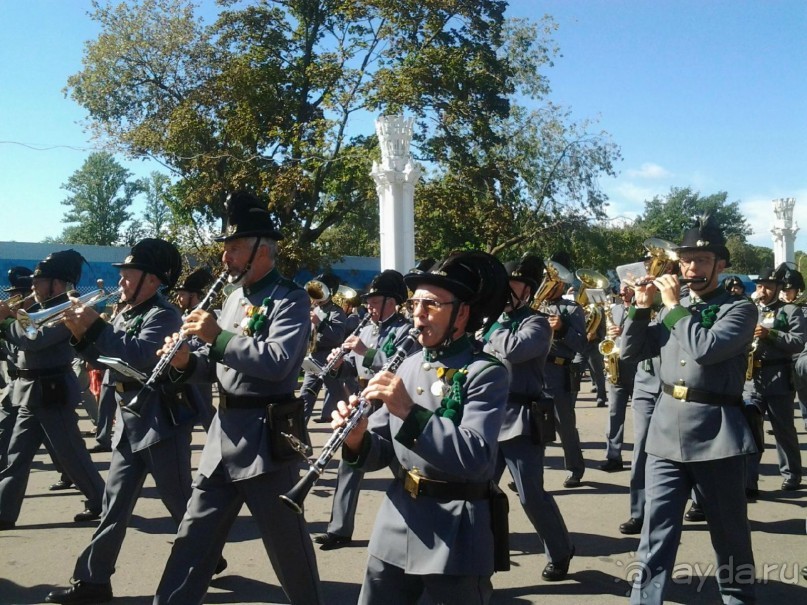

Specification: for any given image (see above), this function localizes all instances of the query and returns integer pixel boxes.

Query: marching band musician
[540,253,588,488]
[599,282,638,472]
[301,272,348,423]
[621,215,757,605]
[744,265,805,496]
[332,251,510,605]
[780,265,807,431]
[152,191,322,605]
[314,269,416,550]
[174,267,217,431]
[47,238,201,605]
[0,251,105,531]
[0,267,35,463]
[482,254,575,581]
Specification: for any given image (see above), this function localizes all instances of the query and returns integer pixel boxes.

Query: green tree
[634,186,752,243]
[725,237,774,275]
[67,0,621,271]
[58,152,140,245]
[138,172,173,238]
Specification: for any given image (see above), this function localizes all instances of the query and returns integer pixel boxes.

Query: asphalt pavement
[1,379,805,604]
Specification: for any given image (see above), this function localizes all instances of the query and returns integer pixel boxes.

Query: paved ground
[1,379,806,604]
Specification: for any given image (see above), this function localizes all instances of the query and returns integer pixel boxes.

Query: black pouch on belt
[530,394,557,445]
[40,374,69,406]
[490,481,510,572]
[266,397,309,461]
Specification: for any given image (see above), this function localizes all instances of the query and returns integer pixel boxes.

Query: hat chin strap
[439,301,463,348]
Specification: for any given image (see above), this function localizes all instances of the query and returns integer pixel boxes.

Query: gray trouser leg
[552,390,585,477]
[327,459,364,537]
[628,390,655,520]
[605,383,631,460]
[766,393,802,481]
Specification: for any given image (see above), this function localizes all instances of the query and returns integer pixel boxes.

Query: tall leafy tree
[67,0,621,271]
[58,151,140,245]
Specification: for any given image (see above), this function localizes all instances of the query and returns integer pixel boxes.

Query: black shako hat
[409,258,436,274]
[5,266,33,293]
[505,254,544,291]
[215,190,283,242]
[723,275,744,290]
[404,251,509,333]
[363,270,408,304]
[754,266,786,285]
[176,267,214,294]
[112,238,182,288]
[316,272,341,295]
[33,250,85,285]
[676,214,731,267]
[777,263,805,291]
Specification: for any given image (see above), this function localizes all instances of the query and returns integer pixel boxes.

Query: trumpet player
[0,251,104,531]
[152,191,322,605]
[47,238,202,605]
[599,282,638,473]
[330,251,509,605]
[744,265,805,497]
[301,272,348,423]
[621,216,757,605]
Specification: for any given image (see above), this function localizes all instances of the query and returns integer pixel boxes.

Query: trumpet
[16,280,116,340]
[2,293,35,312]
[121,270,231,419]
[280,327,422,514]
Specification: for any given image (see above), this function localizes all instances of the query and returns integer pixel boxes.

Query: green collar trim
[423,334,471,362]
[243,268,279,296]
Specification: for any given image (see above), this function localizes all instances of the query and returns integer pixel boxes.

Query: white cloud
[625,162,672,180]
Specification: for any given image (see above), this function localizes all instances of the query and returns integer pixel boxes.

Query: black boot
[46,580,112,604]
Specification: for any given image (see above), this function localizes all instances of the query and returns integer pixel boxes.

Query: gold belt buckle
[115,382,125,394]
[404,468,421,499]
[553,357,564,366]
[672,384,688,400]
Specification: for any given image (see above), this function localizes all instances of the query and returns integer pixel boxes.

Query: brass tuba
[531,260,574,313]
[576,269,610,335]
[305,279,330,305]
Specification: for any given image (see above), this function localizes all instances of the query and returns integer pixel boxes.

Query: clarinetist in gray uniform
[47,238,198,605]
[482,254,574,581]
[153,191,322,605]
[621,216,757,605]
[333,252,510,605]
[314,269,415,550]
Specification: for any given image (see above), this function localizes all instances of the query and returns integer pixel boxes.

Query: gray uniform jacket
[621,286,757,462]
[178,268,310,481]
[347,335,509,576]
[543,298,587,361]
[73,293,188,452]
[1,295,80,410]
[311,300,346,354]
[342,312,416,383]
[749,300,806,396]
[483,305,551,442]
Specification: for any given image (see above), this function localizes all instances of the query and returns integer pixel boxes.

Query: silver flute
[280,327,422,514]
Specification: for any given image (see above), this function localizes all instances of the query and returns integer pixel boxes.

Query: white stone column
[771,197,799,267]
[371,115,422,274]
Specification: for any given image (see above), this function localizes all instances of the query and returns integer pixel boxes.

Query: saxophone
[598,304,620,385]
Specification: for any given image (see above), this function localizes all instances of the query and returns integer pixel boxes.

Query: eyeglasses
[404,298,458,313]
[678,255,715,267]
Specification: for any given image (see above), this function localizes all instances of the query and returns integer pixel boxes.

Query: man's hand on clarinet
[181,309,221,344]
[158,333,190,370]
[331,396,367,453]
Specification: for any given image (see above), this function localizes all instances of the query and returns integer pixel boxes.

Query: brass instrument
[746,337,759,381]
[598,304,620,385]
[575,269,610,336]
[332,284,358,309]
[305,279,331,354]
[644,237,679,277]
[16,280,116,340]
[531,260,574,313]
[2,293,35,312]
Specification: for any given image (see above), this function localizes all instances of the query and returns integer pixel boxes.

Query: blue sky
[1,0,805,253]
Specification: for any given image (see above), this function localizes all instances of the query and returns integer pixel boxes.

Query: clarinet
[303,312,372,397]
[280,327,422,514]
[121,270,230,418]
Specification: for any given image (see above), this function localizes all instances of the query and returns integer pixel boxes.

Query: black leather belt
[115,381,140,394]
[752,358,792,369]
[219,392,295,410]
[546,355,573,367]
[393,466,491,501]
[15,366,70,380]
[662,383,742,407]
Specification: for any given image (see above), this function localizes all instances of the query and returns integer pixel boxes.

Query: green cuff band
[210,330,237,362]
[394,404,433,449]
[0,317,14,337]
[663,305,691,330]
[766,329,779,342]
[362,349,377,369]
